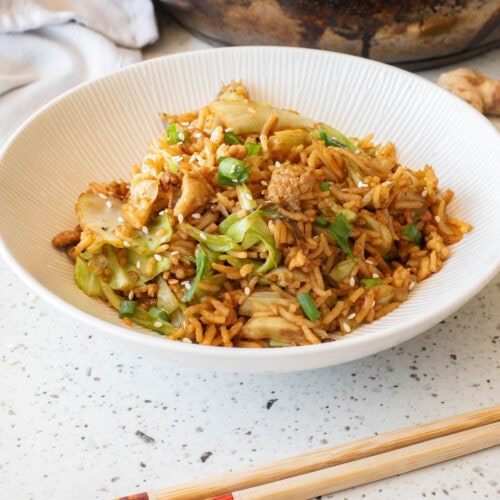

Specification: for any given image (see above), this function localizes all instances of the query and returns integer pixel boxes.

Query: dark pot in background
[158,0,500,69]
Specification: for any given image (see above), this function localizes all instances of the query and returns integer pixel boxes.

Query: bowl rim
[1,45,499,366]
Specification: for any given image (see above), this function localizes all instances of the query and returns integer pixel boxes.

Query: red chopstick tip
[209,494,234,500]
[114,493,149,500]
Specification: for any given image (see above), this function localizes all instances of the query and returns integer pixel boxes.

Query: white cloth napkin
[0,0,158,146]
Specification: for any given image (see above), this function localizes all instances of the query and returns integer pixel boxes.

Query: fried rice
[52,81,472,348]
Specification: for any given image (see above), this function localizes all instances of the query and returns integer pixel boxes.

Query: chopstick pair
[116,405,500,500]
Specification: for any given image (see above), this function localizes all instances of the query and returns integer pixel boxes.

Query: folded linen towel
[0,0,158,146]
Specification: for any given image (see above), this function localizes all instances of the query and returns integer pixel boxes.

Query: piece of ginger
[437,68,500,115]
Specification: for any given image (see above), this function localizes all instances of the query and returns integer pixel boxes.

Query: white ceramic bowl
[1,47,499,372]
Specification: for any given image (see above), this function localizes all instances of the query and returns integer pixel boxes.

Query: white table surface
[1,14,499,500]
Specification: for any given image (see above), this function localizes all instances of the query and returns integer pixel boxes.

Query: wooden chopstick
[220,421,500,500]
[115,405,500,500]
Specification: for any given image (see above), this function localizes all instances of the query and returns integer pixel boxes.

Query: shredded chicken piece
[216,143,247,160]
[123,154,165,229]
[173,173,213,218]
[161,169,180,189]
[266,163,315,210]
[287,248,307,270]
[52,229,81,247]
[265,266,307,288]
[437,68,500,115]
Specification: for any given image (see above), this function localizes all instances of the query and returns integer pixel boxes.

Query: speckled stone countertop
[1,16,499,500]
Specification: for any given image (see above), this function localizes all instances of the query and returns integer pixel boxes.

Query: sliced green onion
[360,278,383,289]
[223,131,242,144]
[403,223,423,245]
[182,246,208,302]
[101,283,177,336]
[318,128,348,149]
[319,181,330,191]
[297,293,321,321]
[119,300,137,318]
[315,215,329,228]
[217,157,250,186]
[316,124,359,152]
[245,142,262,157]
[167,123,187,144]
[236,184,257,211]
[147,306,169,322]
[329,214,353,258]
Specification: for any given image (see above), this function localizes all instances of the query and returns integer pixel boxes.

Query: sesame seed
[182,337,192,343]
[153,321,163,328]
[210,129,219,142]
[409,281,416,290]
[154,254,162,262]
[123,241,131,247]
[141,226,149,234]
[225,127,233,132]
[178,132,185,141]
[244,287,251,296]
[177,214,184,224]
[181,281,191,289]
[372,273,379,279]
[118,216,124,223]
[193,132,202,138]
[435,215,441,223]
[105,200,112,208]
[173,155,183,163]
[191,213,201,219]
[128,291,134,300]
[158,209,165,215]
[349,276,355,287]
[190,153,205,166]
[136,261,141,269]
[347,312,356,320]
[275,161,281,168]
[98,193,108,199]
[170,251,180,256]
[344,323,352,333]
[261,180,268,186]
[357,181,368,188]
[366,259,374,265]
[181,121,189,126]
[421,189,428,197]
